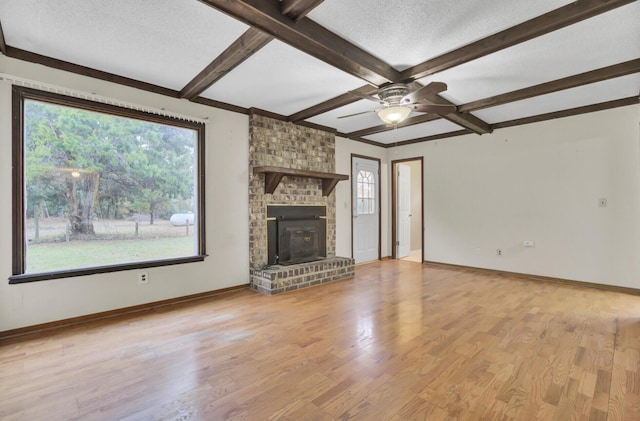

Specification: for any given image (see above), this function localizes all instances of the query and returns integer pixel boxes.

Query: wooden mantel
[253,166,349,196]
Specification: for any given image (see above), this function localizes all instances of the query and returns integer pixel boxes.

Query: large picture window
[10,87,206,283]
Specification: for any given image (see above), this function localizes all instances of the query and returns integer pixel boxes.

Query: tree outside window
[11,87,205,283]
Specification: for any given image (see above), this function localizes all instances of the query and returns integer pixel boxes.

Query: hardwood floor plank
[609,317,640,420]
[1,260,639,419]
[268,399,334,421]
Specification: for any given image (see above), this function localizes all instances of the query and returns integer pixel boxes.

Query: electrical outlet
[523,240,535,247]
[496,249,502,256]
[599,198,607,207]
[138,272,149,285]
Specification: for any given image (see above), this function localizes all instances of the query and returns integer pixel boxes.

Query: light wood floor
[1,261,639,420]
[401,252,422,263]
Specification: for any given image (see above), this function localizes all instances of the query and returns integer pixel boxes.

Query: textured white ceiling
[0,0,249,90]
[201,40,365,115]
[308,0,574,69]
[0,0,637,145]
[474,73,640,124]
[419,2,640,105]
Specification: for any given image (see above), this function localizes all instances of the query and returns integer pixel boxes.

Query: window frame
[356,169,376,215]
[10,86,207,284]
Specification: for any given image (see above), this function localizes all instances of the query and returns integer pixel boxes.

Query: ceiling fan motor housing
[378,83,411,105]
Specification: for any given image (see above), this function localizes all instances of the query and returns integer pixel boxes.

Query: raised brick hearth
[249,113,354,294]
[250,257,355,295]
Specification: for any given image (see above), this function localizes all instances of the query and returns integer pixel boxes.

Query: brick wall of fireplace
[248,113,354,294]
[249,113,337,268]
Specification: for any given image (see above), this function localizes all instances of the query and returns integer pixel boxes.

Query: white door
[397,163,411,258]
[352,157,379,263]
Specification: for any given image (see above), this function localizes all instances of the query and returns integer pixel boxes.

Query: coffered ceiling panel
[308,0,574,70]
[0,0,249,90]
[473,73,640,124]
[200,40,366,115]
[418,2,640,105]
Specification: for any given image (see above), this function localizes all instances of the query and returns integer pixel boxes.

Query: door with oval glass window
[352,156,380,263]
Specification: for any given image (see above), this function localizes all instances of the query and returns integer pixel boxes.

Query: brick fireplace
[248,112,354,294]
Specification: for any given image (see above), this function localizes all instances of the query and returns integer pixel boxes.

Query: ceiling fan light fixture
[377,105,411,125]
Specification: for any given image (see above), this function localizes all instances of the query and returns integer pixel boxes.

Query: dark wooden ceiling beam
[198,0,401,86]
[181,0,323,100]
[430,94,492,134]
[180,28,273,99]
[401,0,636,81]
[459,58,640,112]
[288,85,378,122]
[441,110,492,135]
[343,136,386,148]
[280,0,325,21]
[190,96,249,115]
[0,19,7,55]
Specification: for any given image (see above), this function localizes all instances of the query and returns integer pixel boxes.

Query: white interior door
[397,163,411,259]
[352,157,379,264]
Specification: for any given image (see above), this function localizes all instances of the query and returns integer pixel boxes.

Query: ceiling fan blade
[337,109,377,119]
[349,90,385,104]
[403,81,448,104]
[411,103,456,114]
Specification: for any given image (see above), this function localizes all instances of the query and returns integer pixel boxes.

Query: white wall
[2,55,638,332]
[0,56,251,331]
[334,137,389,258]
[394,105,640,288]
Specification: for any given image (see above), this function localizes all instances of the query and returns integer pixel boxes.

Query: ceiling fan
[338,81,456,125]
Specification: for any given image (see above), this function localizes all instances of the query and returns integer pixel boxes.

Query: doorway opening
[392,158,423,262]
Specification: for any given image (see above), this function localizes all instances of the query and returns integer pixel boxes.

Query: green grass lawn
[26,236,196,273]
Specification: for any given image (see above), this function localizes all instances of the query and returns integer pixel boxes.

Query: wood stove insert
[267,205,326,266]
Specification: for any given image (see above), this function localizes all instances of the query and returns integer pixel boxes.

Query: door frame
[351,154,381,262]
[391,157,424,261]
